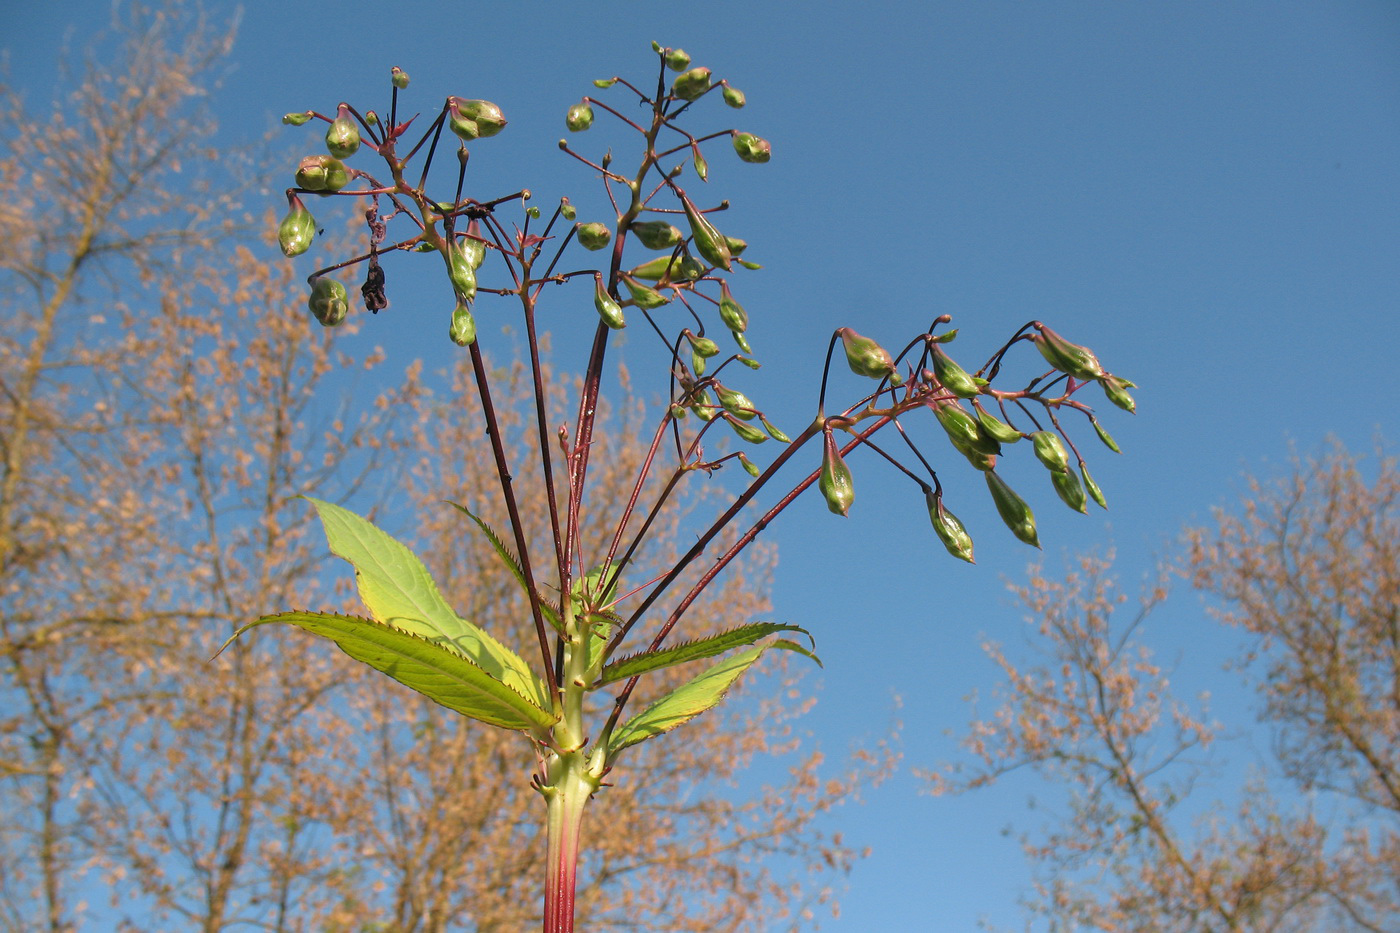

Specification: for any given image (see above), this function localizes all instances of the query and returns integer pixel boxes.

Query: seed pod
[972,400,1022,444]
[307,277,348,327]
[1032,323,1105,380]
[1051,468,1087,513]
[594,77,617,88]
[278,192,315,257]
[732,132,772,164]
[691,388,717,421]
[691,347,707,376]
[693,147,709,182]
[718,281,749,334]
[630,220,685,250]
[575,222,612,251]
[446,241,477,302]
[461,219,487,269]
[733,331,753,354]
[594,278,625,330]
[1098,374,1137,413]
[685,331,720,359]
[738,452,761,478]
[671,66,712,101]
[725,412,768,444]
[391,67,410,89]
[738,356,762,370]
[1030,431,1071,473]
[1081,463,1108,509]
[295,155,350,193]
[566,101,594,131]
[282,111,312,126]
[838,327,899,382]
[1091,417,1122,453]
[926,491,975,564]
[760,415,790,444]
[818,429,854,516]
[985,470,1040,548]
[933,398,999,470]
[930,344,980,398]
[722,85,746,108]
[664,47,691,71]
[622,275,670,309]
[325,104,360,158]
[447,97,508,141]
[628,254,681,281]
[679,190,732,270]
[678,254,706,281]
[723,235,748,257]
[715,384,757,420]
[449,302,477,346]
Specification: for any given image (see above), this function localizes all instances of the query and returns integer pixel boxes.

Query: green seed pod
[733,330,753,354]
[725,412,768,444]
[985,470,1040,548]
[693,147,709,182]
[447,97,508,141]
[295,155,349,193]
[680,191,732,270]
[594,278,625,329]
[926,491,975,564]
[566,101,594,131]
[722,85,746,108]
[622,275,670,309]
[838,327,898,382]
[930,344,980,398]
[391,67,410,89]
[461,219,487,269]
[738,355,762,370]
[1091,417,1122,453]
[449,302,477,346]
[972,401,1022,444]
[715,384,757,420]
[593,77,617,89]
[446,241,477,301]
[628,254,681,281]
[278,192,315,257]
[575,222,612,251]
[282,111,312,126]
[737,259,762,270]
[818,430,854,516]
[630,220,685,250]
[723,235,748,257]
[560,200,576,221]
[664,48,691,71]
[1051,467,1087,513]
[325,104,360,159]
[690,347,707,376]
[685,332,721,359]
[732,132,772,164]
[1030,431,1071,473]
[933,398,999,470]
[1032,323,1105,380]
[691,388,717,421]
[718,281,748,334]
[760,415,790,443]
[1081,463,1107,509]
[1098,374,1137,413]
[307,277,348,327]
[671,66,712,101]
[738,452,761,478]
[678,254,706,281]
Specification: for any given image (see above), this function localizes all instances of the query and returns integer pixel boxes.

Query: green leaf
[606,639,813,756]
[597,623,816,687]
[301,497,549,711]
[223,612,557,732]
[447,501,563,631]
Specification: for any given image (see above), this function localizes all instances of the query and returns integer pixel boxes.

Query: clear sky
[6,1,1399,930]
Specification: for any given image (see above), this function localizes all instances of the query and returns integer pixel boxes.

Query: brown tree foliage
[929,444,1399,932]
[0,8,886,931]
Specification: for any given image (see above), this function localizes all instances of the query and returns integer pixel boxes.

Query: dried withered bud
[680,190,732,270]
[594,278,625,330]
[930,344,979,398]
[926,490,975,563]
[1030,431,1071,473]
[663,47,691,71]
[448,97,507,141]
[985,470,1040,548]
[1098,373,1137,413]
[307,277,348,327]
[1032,323,1105,380]
[325,104,360,159]
[278,192,315,257]
[671,66,712,101]
[818,428,854,516]
[449,302,476,346]
[361,257,388,313]
[391,66,410,89]
[838,327,901,384]
[722,85,746,108]
[575,222,612,251]
[566,100,594,131]
[630,220,684,250]
[731,132,771,164]
[295,154,350,193]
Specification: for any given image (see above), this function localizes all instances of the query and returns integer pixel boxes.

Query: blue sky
[6,1,1399,929]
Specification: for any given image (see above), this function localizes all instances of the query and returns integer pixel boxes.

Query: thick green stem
[542,755,593,933]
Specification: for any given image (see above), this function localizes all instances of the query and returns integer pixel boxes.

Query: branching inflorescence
[238,42,1137,933]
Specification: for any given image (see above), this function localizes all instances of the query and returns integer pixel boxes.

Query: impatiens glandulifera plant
[222,42,1137,933]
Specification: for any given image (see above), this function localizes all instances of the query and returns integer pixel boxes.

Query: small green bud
[678,253,706,281]
[364,111,379,126]
[295,154,350,193]
[282,111,312,126]
[1051,467,1087,513]
[693,148,709,182]
[526,206,541,219]
[972,401,1022,444]
[575,222,612,251]
[671,66,712,101]
[594,278,625,329]
[818,429,854,516]
[985,470,1040,548]
[723,235,748,257]
[664,47,691,71]
[622,275,670,309]
[838,327,899,382]
[307,277,348,327]
[731,132,771,164]
[325,104,360,159]
[1081,463,1107,509]
[449,302,477,346]
[391,67,410,89]
[930,344,980,398]
[722,85,746,108]
[738,356,762,370]
[560,201,577,221]
[670,404,687,419]
[593,77,617,89]
[630,220,685,250]
[737,259,762,270]
[277,192,315,257]
[718,281,748,334]
[1030,431,1071,473]
[760,415,790,443]
[1091,417,1122,453]
[715,384,757,420]
[680,190,732,271]
[738,452,761,478]
[1032,323,1105,380]
[1098,373,1137,413]
[446,241,477,301]
[566,100,594,131]
[447,97,508,141]
[926,491,975,564]
[724,412,768,444]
